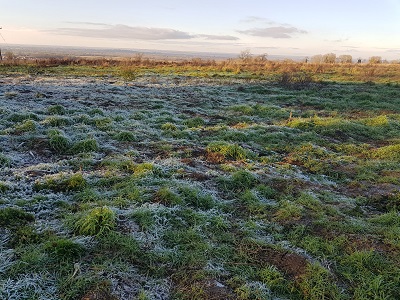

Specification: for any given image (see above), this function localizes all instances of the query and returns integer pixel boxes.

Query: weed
[9,225,42,247]
[296,263,341,300]
[239,190,265,214]
[0,182,10,193]
[73,206,116,236]
[273,200,303,222]
[48,130,71,154]
[34,173,87,193]
[0,207,35,228]
[15,119,36,133]
[96,231,140,263]
[154,187,183,206]
[45,238,85,261]
[114,130,136,142]
[206,141,251,162]
[43,116,70,127]
[183,117,205,128]
[179,186,215,210]
[371,144,400,161]
[71,138,99,154]
[164,227,209,269]
[0,153,11,167]
[219,170,258,193]
[47,105,66,115]
[131,209,155,230]
[161,122,178,131]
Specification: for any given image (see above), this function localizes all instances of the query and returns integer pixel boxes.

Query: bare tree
[322,53,336,63]
[238,49,252,62]
[255,53,268,62]
[310,54,323,63]
[369,56,382,64]
[339,55,353,63]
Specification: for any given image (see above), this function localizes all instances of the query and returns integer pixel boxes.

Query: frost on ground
[1,74,399,299]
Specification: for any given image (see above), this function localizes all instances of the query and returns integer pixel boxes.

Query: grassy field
[1,59,400,299]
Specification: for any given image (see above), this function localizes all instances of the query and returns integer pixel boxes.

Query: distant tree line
[309,53,385,64]
[237,50,392,64]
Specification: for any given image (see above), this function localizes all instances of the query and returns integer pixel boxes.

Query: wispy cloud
[241,16,273,24]
[197,34,239,41]
[238,26,307,39]
[46,24,194,40]
[325,38,349,43]
[65,22,110,27]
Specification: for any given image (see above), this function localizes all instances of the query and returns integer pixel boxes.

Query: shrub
[74,206,116,236]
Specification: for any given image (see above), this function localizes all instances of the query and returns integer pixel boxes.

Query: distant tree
[338,55,353,63]
[369,56,382,64]
[255,53,268,62]
[322,53,336,63]
[239,49,252,62]
[4,51,15,60]
[310,54,323,63]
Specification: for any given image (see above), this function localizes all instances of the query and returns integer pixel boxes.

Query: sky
[1,0,400,60]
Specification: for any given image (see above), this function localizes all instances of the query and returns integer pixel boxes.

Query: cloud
[325,38,349,43]
[47,24,194,40]
[65,22,110,27]
[238,26,307,39]
[46,24,239,41]
[197,34,239,41]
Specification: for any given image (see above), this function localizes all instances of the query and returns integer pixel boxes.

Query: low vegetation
[0,57,399,299]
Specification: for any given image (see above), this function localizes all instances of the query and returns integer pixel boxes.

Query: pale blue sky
[1,0,400,59]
